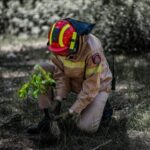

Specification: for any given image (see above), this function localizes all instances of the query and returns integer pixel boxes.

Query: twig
[91,139,112,150]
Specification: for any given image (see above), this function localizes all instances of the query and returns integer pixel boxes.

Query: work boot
[27,117,61,145]
[27,108,54,134]
[101,100,113,127]
[27,116,50,134]
[27,104,62,135]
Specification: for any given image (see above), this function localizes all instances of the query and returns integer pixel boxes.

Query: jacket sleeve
[51,54,70,100]
[70,53,102,114]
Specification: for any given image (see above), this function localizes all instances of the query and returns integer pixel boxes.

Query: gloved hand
[54,110,80,123]
[51,97,62,115]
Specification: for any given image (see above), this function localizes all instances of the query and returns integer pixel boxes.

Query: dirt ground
[0,45,150,150]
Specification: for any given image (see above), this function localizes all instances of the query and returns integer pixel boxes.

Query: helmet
[47,19,78,55]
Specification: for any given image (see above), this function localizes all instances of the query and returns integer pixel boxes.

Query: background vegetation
[0,0,150,53]
[0,0,150,149]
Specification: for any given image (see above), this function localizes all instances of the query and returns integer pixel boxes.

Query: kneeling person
[28,18,113,134]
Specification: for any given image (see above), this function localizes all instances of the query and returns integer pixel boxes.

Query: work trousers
[38,62,109,133]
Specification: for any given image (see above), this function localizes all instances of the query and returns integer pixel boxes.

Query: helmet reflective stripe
[69,32,77,50]
[59,24,70,47]
[49,23,56,45]
[72,31,77,40]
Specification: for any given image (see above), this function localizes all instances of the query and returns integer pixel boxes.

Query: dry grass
[0,45,150,149]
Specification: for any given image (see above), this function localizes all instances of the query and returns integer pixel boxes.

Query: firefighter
[27,18,113,134]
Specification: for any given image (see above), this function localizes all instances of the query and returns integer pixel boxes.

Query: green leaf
[18,64,55,101]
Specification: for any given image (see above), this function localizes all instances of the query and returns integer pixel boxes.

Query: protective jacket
[50,34,112,114]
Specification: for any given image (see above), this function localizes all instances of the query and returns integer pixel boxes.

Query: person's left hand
[54,111,80,123]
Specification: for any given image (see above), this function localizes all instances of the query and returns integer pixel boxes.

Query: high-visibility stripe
[69,32,77,50]
[70,41,75,50]
[49,23,56,45]
[59,24,70,47]
[58,56,85,68]
[72,32,77,40]
[64,61,85,68]
[86,65,102,77]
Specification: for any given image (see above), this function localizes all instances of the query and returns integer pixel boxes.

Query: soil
[0,46,150,150]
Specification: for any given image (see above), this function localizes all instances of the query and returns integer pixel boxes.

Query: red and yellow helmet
[47,19,78,55]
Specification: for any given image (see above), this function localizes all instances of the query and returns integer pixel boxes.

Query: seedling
[18,64,55,99]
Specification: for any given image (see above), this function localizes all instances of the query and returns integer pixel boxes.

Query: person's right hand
[51,98,62,115]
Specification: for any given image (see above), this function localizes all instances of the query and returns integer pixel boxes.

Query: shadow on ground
[0,47,150,150]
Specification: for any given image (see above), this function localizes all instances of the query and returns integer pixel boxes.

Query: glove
[50,100,61,115]
[54,110,80,123]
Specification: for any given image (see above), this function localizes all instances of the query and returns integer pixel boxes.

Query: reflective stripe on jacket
[50,34,112,114]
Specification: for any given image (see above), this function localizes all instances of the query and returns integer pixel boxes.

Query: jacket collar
[66,35,88,61]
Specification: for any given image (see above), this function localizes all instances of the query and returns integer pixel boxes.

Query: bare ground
[0,46,150,150]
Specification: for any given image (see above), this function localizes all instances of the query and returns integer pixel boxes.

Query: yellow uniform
[51,34,112,114]
[26,18,114,134]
